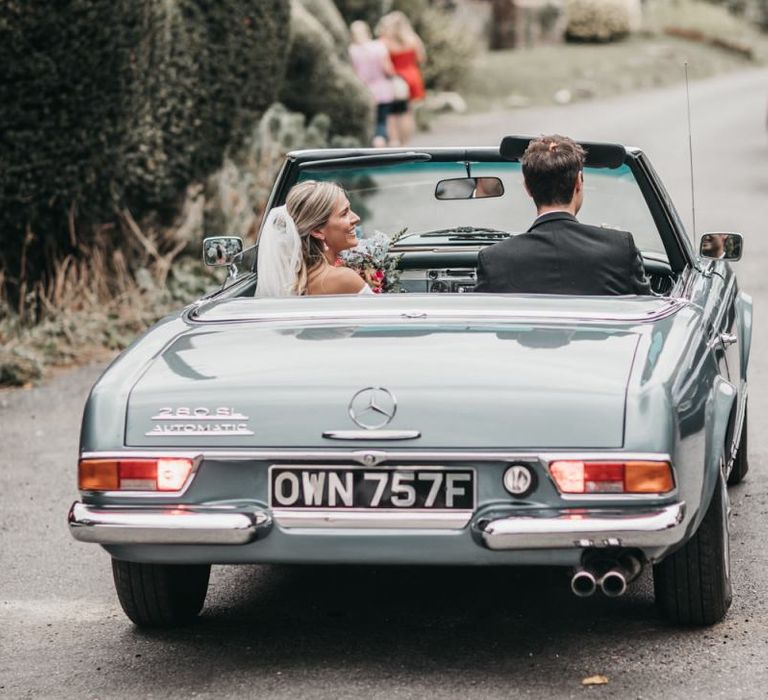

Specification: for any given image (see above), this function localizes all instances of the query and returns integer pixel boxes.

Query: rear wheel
[653,475,732,626]
[112,560,210,627]
[727,404,749,485]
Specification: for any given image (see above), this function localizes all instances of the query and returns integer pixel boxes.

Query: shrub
[298,0,351,54]
[565,0,632,41]
[120,1,291,215]
[0,0,133,319]
[390,0,431,21]
[280,1,373,145]
[418,6,478,91]
[205,103,342,242]
[334,0,388,26]
[0,0,290,317]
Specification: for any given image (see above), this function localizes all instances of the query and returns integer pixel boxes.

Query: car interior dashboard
[394,248,676,296]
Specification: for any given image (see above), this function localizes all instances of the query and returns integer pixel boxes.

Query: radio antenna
[684,62,697,237]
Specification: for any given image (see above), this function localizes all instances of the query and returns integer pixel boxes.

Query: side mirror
[203,236,244,267]
[699,232,743,261]
[435,177,504,200]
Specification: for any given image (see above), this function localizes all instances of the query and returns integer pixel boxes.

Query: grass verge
[0,259,218,387]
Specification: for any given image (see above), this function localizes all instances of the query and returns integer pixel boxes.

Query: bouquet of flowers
[338,228,406,294]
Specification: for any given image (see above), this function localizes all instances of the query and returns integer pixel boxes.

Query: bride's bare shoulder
[307,265,364,295]
[326,266,365,293]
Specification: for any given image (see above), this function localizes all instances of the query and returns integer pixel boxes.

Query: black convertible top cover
[500,135,627,169]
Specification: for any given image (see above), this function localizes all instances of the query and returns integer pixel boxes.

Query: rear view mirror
[435,177,504,200]
[203,236,244,267]
[699,232,743,261]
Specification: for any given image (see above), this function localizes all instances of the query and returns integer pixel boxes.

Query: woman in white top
[256,180,372,296]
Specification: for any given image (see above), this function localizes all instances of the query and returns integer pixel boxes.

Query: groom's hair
[521,135,585,207]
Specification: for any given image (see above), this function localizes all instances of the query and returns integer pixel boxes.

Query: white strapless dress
[358,284,374,295]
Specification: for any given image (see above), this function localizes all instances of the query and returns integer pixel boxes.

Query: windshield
[297,160,665,255]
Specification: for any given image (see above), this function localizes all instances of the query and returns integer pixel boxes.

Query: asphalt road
[3,67,768,699]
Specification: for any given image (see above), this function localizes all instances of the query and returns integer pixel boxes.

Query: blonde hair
[285,180,344,295]
[377,11,418,48]
[349,20,371,44]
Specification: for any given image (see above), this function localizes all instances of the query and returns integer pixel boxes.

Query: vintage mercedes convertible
[69,137,751,628]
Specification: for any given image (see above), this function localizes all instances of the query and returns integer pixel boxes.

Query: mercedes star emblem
[348,387,397,430]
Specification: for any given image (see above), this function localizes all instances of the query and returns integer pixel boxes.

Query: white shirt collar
[533,209,573,223]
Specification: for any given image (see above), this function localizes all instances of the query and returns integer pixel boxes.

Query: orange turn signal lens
[78,458,194,492]
[624,461,675,493]
[549,460,674,494]
[78,460,119,491]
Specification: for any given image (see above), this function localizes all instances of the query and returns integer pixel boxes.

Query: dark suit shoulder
[560,219,631,239]
[477,234,526,259]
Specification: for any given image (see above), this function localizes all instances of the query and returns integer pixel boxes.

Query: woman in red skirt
[378,11,426,146]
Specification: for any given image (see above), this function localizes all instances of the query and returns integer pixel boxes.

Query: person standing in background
[377,11,426,146]
[349,20,396,148]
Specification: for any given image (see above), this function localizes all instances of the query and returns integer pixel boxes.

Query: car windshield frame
[264,147,692,273]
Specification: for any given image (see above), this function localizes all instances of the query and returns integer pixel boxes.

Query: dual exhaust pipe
[570,553,642,598]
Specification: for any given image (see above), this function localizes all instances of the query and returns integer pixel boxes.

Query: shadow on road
[117,564,680,693]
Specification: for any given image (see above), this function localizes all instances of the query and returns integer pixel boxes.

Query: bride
[255,180,372,296]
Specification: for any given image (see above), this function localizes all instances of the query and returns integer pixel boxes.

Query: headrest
[500,136,627,169]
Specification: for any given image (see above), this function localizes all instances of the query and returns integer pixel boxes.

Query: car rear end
[69,295,696,624]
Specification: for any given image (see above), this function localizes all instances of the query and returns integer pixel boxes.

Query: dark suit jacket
[474,212,651,295]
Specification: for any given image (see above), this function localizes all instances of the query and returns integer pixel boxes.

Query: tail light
[549,460,674,494]
[78,458,195,492]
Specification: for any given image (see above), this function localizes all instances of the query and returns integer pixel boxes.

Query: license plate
[269,467,474,510]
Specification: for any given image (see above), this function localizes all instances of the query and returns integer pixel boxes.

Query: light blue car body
[69,142,751,622]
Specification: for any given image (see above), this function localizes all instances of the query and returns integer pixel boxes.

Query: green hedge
[120,0,290,215]
[0,0,289,312]
[280,1,372,145]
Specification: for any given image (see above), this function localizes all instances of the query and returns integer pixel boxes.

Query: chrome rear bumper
[68,502,271,545]
[477,502,685,550]
[68,501,685,552]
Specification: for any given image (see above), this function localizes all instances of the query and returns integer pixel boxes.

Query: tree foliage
[0,0,290,313]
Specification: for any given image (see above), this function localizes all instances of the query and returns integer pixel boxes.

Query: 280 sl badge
[145,406,254,436]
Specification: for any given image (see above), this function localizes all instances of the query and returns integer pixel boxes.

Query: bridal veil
[255,205,303,297]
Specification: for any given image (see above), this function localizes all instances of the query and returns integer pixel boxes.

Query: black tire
[653,476,732,626]
[728,404,749,485]
[112,559,210,627]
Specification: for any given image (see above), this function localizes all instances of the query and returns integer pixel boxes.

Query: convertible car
[69,137,751,628]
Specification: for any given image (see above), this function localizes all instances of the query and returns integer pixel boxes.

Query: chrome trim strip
[84,450,670,463]
[478,502,685,550]
[322,430,421,440]
[538,452,672,463]
[710,274,737,333]
[728,386,748,467]
[187,300,688,327]
[68,502,271,545]
[272,508,472,529]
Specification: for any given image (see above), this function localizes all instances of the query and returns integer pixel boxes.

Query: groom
[474,134,651,296]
